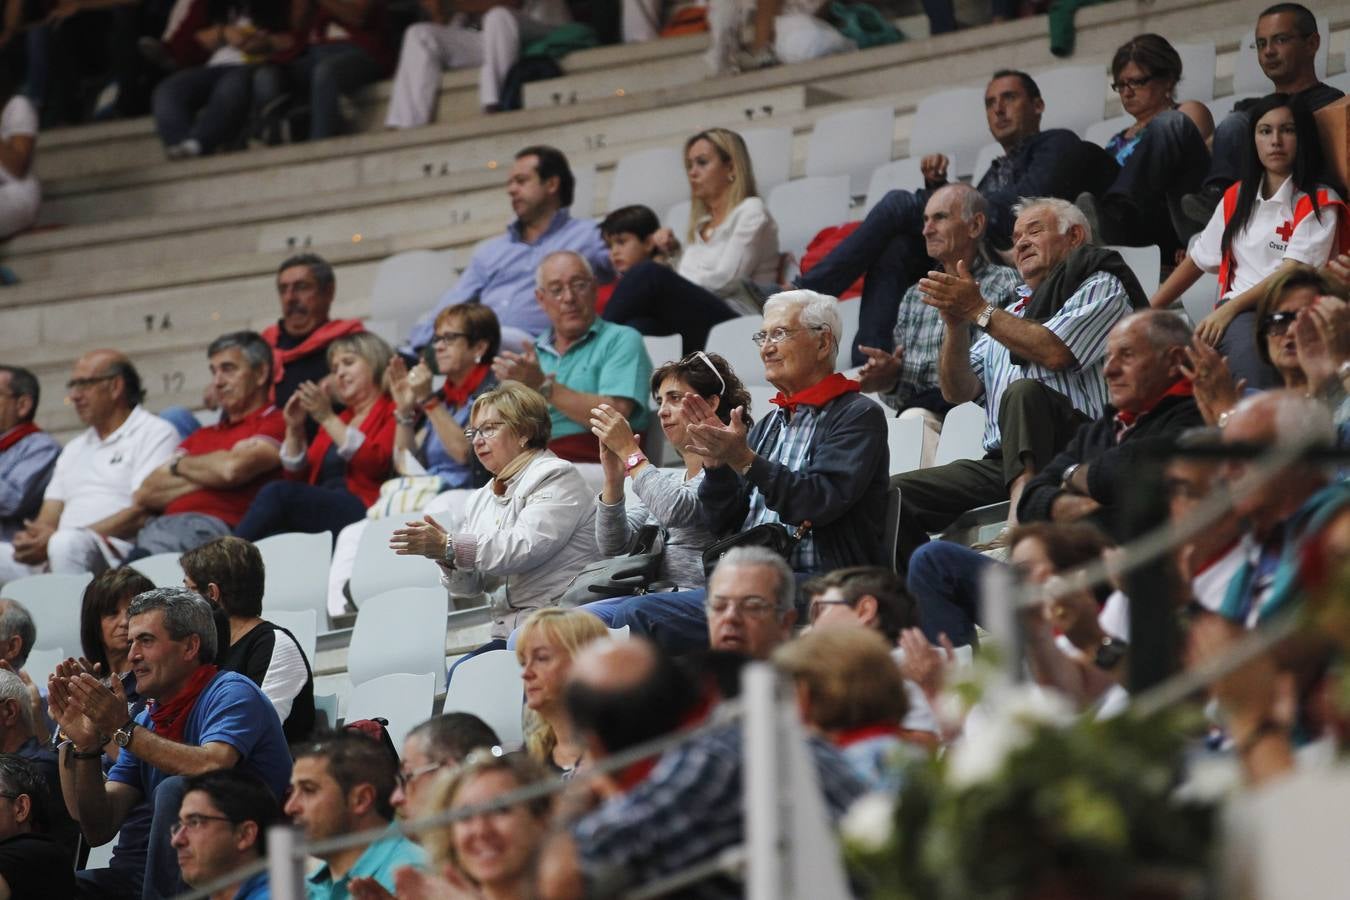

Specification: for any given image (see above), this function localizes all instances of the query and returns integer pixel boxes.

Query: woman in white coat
[390,380,597,660]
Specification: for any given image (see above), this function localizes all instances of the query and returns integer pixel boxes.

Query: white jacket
[442,452,598,638]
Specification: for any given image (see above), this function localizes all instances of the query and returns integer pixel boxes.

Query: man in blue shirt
[284,732,425,899]
[0,365,60,542]
[49,587,291,900]
[171,769,282,900]
[409,145,612,352]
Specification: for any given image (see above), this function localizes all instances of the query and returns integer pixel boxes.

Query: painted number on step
[160,371,185,394]
[584,134,607,150]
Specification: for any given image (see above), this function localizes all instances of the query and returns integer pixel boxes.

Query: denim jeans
[601,261,738,355]
[152,64,253,151]
[142,775,189,900]
[252,43,383,140]
[797,189,927,365]
[232,480,368,542]
[581,589,710,655]
[905,540,996,646]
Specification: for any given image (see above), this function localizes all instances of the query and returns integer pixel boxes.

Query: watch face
[626,452,644,467]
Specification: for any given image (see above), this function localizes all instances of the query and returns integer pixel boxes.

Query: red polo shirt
[164,405,286,526]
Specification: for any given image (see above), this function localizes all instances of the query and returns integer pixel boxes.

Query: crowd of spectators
[0,1,1348,897]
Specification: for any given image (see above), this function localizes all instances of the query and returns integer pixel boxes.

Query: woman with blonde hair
[514,608,609,774]
[601,127,781,354]
[235,331,397,540]
[390,381,598,661]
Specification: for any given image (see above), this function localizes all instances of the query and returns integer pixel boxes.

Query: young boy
[597,205,666,312]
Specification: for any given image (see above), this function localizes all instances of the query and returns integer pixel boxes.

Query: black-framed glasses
[1260,310,1299,337]
[464,420,507,441]
[66,373,117,391]
[396,760,446,789]
[1110,74,1158,93]
[169,814,234,836]
[431,331,470,347]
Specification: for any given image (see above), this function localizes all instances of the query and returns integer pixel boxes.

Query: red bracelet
[422,396,442,412]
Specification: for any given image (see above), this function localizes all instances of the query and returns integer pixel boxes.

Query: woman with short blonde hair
[515,608,609,773]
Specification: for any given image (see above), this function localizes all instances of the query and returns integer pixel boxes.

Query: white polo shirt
[1191,176,1342,301]
[44,406,179,528]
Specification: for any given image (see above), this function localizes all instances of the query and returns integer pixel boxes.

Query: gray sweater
[594,466,714,588]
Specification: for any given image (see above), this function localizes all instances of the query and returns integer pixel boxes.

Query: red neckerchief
[148,665,219,743]
[770,372,860,415]
[0,422,41,453]
[833,723,905,748]
[306,395,395,486]
[1114,378,1193,433]
[442,363,490,408]
[260,319,366,384]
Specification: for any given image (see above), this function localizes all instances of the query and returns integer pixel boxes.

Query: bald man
[0,351,178,584]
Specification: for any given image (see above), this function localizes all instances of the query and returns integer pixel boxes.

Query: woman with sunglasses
[589,351,752,589]
[1076,34,1214,255]
[1151,93,1347,389]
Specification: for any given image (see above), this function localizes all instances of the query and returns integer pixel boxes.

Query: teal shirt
[535,318,653,439]
[305,827,426,900]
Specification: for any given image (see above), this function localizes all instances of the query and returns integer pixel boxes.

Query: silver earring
[729,173,736,183]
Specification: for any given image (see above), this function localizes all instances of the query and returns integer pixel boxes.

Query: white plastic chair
[642,334,682,368]
[1233,16,1329,96]
[740,126,793,190]
[313,692,339,731]
[267,609,318,665]
[887,417,925,476]
[23,647,64,686]
[1035,64,1107,136]
[4,573,90,652]
[1108,245,1161,294]
[256,532,332,627]
[349,516,447,606]
[969,141,1003,188]
[1084,114,1133,149]
[344,672,435,756]
[767,175,852,262]
[862,158,925,216]
[82,833,118,871]
[609,146,686,214]
[1325,70,1350,94]
[834,298,861,370]
[370,250,457,346]
[932,401,986,467]
[1174,41,1216,103]
[1180,272,1220,327]
[129,552,183,588]
[910,86,988,178]
[443,649,525,747]
[745,384,779,421]
[663,200,691,245]
[348,587,449,693]
[706,316,768,386]
[571,162,597,218]
[804,106,895,196]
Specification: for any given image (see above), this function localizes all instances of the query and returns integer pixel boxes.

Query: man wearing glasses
[1182,3,1343,224]
[0,754,75,898]
[491,250,652,463]
[0,350,178,586]
[170,770,281,900]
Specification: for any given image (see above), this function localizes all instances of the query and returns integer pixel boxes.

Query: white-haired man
[491,249,652,463]
[893,196,1147,563]
[582,290,889,653]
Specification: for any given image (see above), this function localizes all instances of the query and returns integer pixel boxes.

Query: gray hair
[128,588,217,664]
[535,250,595,290]
[0,600,34,669]
[278,253,336,295]
[935,182,989,224]
[206,331,274,384]
[711,547,796,615]
[762,290,843,358]
[0,669,31,733]
[1012,196,1093,245]
[1131,309,1192,354]
[0,366,39,422]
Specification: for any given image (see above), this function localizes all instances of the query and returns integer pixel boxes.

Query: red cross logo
[1275,219,1294,242]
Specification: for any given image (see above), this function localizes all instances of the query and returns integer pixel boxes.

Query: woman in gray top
[589,351,753,588]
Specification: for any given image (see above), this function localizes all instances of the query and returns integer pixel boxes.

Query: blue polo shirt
[535,318,652,439]
[305,826,425,900]
[235,870,270,899]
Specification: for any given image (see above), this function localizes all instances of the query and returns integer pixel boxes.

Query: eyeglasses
[680,350,727,395]
[396,760,446,789]
[750,325,825,347]
[705,595,779,618]
[464,420,507,441]
[1254,33,1306,51]
[66,373,117,391]
[0,792,20,801]
[542,277,593,300]
[807,598,852,623]
[431,331,469,347]
[169,814,234,836]
[1110,74,1158,93]
[1260,310,1299,337]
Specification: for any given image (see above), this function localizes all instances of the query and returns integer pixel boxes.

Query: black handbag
[559,524,667,608]
[701,521,811,577]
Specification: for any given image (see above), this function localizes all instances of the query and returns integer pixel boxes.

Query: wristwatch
[974,304,996,330]
[113,720,137,749]
[1060,462,1081,494]
[1093,635,1129,671]
[624,450,647,476]
[539,375,556,400]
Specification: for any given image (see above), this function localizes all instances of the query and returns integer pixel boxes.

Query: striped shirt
[743,405,820,572]
[882,259,1021,409]
[969,270,1132,451]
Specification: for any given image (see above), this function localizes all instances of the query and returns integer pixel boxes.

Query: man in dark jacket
[580,290,888,654]
[800,68,1117,362]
